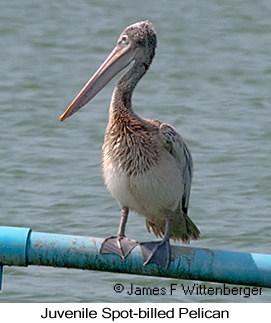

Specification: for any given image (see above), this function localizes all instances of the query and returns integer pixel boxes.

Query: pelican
[59,21,200,268]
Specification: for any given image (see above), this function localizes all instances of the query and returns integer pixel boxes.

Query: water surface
[1,0,271,302]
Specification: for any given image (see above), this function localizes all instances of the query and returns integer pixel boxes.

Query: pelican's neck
[110,62,147,116]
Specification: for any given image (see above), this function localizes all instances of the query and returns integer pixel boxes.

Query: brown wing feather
[145,121,200,242]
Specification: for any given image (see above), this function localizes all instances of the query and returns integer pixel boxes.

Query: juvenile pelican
[59,21,200,268]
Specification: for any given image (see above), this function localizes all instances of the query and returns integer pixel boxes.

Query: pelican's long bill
[59,42,137,122]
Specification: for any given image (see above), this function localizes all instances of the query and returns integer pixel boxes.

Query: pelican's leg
[140,213,173,269]
[99,207,139,258]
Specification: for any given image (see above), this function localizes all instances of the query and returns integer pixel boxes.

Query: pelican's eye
[118,35,129,47]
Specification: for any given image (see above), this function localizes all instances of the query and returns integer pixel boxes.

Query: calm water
[1,0,271,302]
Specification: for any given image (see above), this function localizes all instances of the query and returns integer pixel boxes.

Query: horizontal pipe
[0,226,31,266]
[0,226,271,289]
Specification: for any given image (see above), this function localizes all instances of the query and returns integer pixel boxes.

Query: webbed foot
[140,239,171,269]
[99,236,139,258]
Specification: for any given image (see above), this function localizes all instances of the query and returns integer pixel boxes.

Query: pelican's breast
[102,133,183,219]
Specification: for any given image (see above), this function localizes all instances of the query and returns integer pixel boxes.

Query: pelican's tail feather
[146,213,200,243]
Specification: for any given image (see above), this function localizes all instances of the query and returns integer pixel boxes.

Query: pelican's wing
[159,123,193,214]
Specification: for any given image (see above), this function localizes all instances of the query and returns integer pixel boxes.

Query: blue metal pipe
[0,226,271,290]
[0,265,2,289]
[0,226,31,266]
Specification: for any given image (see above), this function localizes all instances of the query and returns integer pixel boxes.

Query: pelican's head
[59,20,157,121]
[122,20,157,69]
